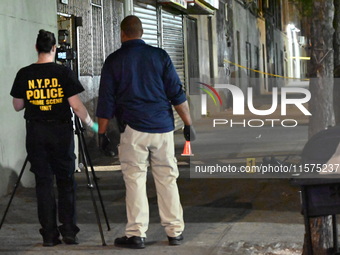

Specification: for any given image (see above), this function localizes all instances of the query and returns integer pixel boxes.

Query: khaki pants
[118,125,184,238]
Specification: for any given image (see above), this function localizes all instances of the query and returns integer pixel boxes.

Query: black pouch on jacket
[117,118,127,133]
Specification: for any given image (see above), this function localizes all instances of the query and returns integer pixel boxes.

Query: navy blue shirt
[96,39,186,133]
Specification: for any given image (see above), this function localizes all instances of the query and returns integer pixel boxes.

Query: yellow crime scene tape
[224,59,309,171]
[224,59,309,81]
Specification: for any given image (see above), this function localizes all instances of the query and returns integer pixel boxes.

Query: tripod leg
[78,162,107,246]
[75,119,106,246]
[0,156,28,229]
[80,130,111,231]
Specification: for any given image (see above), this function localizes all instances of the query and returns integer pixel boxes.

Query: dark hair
[121,15,143,38]
[36,29,56,53]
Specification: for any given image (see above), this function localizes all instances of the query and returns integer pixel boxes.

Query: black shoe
[168,234,183,245]
[58,224,80,245]
[62,235,79,245]
[114,236,145,249]
[43,238,62,247]
[39,229,62,247]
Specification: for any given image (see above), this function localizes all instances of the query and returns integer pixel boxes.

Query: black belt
[27,119,71,124]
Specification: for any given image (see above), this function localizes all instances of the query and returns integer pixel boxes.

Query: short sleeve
[62,68,85,98]
[10,69,25,98]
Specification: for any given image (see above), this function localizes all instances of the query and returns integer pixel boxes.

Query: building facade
[0,0,57,196]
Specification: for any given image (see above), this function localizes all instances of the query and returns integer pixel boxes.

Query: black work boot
[58,224,80,245]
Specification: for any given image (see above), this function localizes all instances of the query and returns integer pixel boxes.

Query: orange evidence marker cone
[181,141,194,156]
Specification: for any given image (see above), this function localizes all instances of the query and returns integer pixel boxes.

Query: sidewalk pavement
[0,170,305,255]
[0,102,309,254]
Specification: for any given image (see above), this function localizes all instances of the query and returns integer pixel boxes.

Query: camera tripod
[0,115,110,246]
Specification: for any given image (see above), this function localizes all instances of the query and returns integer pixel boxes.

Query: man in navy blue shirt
[96,15,195,249]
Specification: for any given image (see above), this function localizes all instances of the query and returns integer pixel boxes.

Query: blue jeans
[26,120,78,236]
